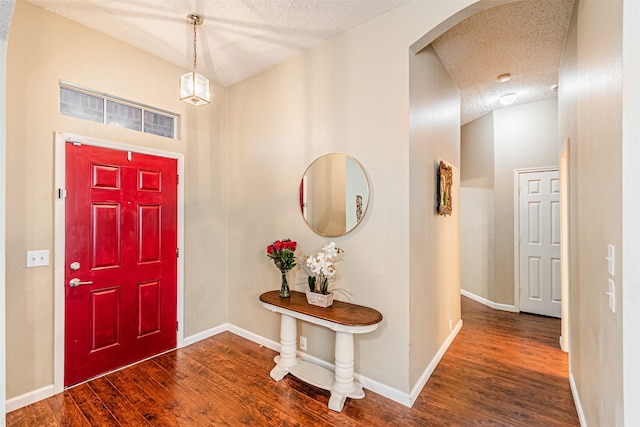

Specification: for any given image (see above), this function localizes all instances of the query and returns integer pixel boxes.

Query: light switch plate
[26,250,49,267]
[607,244,615,276]
[607,279,616,313]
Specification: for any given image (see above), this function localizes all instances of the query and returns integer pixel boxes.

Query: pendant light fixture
[180,14,210,106]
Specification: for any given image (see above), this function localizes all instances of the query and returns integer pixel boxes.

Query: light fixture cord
[192,18,198,71]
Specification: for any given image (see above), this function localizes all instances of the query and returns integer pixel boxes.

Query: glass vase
[279,270,290,298]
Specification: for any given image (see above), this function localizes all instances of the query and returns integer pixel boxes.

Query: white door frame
[1,2,15,419]
[513,166,560,315]
[559,139,570,352]
[53,131,185,393]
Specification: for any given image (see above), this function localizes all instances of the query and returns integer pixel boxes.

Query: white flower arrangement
[304,242,344,295]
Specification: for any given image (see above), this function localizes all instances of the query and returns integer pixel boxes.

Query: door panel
[92,203,121,268]
[90,287,120,351]
[137,280,161,337]
[138,204,161,263]
[519,170,561,317]
[65,143,177,386]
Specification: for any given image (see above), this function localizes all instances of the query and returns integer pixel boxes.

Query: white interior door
[518,169,561,317]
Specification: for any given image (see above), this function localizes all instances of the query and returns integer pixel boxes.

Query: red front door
[64,143,178,387]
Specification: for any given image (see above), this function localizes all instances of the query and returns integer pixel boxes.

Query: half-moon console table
[259,290,383,412]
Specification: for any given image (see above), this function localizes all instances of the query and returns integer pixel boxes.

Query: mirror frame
[299,153,370,237]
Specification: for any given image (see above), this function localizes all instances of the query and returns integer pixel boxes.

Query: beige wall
[559,0,624,424]
[460,100,558,305]
[5,0,229,398]
[4,0,479,403]
[408,45,461,387]
[14,0,634,417]
[227,1,474,394]
[461,113,495,188]
[493,100,559,304]
[461,113,495,300]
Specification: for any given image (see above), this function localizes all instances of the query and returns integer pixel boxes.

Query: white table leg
[329,331,364,412]
[270,314,298,381]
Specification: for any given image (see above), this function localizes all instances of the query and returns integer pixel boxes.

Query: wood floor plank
[121,363,200,426]
[74,397,120,427]
[161,340,344,426]
[87,377,151,426]
[65,384,99,407]
[6,296,579,426]
[103,369,151,406]
[44,393,90,427]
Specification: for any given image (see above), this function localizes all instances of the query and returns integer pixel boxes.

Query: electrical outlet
[26,250,49,267]
[449,319,453,331]
[300,336,307,351]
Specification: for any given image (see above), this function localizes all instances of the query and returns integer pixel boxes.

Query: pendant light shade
[180,71,210,105]
[181,14,210,106]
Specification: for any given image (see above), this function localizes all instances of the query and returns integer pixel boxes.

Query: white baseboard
[182,323,229,347]
[408,319,464,407]
[226,324,281,353]
[7,321,459,412]
[569,372,587,426]
[460,289,518,312]
[6,385,54,412]
[226,324,413,406]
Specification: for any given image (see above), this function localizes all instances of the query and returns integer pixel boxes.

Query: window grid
[59,81,180,140]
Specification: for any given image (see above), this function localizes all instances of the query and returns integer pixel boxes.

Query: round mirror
[299,153,370,237]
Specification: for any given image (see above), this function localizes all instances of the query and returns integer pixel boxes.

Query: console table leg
[270,314,298,381]
[329,331,363,412]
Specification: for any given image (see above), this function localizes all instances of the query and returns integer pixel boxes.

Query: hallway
[411,296,580,425]
[7,296,579,426]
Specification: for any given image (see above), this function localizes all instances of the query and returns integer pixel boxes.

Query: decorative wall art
[438,161,453,216]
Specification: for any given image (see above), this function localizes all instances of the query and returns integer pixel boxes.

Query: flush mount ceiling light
[499,92,517,106]
[180,14,210,106]
[497,73,511,83]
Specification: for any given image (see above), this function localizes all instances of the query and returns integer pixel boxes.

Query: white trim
[407,319,463,407]
[226,324,281,353]
[460,289,518,312]
[53,131,185,394]
[227,323,419,407]
[183,324,230,347]
[1,6,14,420]
[569,372,587,426]
[5,385,54,413]
[10,321,462,411]
[559,140,571,353]
[513,166,560,315]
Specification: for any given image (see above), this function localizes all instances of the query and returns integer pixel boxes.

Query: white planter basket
[305,291,334,308]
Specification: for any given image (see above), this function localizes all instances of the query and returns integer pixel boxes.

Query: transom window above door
[59,81,180,140]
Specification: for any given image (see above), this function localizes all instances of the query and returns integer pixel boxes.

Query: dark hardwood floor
[7,297,580,426]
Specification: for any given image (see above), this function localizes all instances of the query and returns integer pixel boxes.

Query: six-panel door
[64,143,177,387]
[518,170,561,318]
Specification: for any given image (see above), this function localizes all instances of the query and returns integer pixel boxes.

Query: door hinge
[58,188,67,199]
[176,321,179,332]
[177,174,180,185]
[176,248,180,258]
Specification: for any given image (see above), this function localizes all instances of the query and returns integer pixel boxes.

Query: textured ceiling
[24,0,574,124]
[25,0,411,87]
[433,0,575,124]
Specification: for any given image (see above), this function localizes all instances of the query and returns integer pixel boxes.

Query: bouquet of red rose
[266,239,297,272]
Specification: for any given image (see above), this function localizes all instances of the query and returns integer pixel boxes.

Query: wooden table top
[259,290,383,327]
